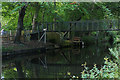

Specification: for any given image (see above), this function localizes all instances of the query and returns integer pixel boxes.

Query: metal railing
[38,19,120,32]
[39,28,47,44]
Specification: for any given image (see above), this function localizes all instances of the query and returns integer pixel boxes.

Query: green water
[2,44,113,79]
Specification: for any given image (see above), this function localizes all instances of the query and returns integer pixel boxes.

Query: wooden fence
[1,30,32,42]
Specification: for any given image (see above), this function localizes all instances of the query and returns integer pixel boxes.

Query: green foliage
[2,46,13,52]
[109,48,119,60]
[1,2,119,31]
[96,3,114,19]
[81,47,119,79]
[2,2,19,30]
[81,35,95,45]
[47,32,60,44]
[10,3,26,14]
[107,31,119,44]
[60,40,72,47]
[81,58,118,78]
[3,68,18,78]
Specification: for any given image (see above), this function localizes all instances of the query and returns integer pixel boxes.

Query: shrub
[81,36,95,45]
[81,58,118,78]
[47,32,60,44]
[81,47,119,79]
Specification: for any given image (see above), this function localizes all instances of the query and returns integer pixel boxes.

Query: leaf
[10,3,25,14]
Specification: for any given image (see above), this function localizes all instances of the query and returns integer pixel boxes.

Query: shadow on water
[2,44,114,79]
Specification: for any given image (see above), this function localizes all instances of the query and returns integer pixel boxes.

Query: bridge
[1,19,120,43]
[38,19,120,32]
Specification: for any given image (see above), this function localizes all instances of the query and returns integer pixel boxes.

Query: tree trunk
[32,3,40,33]
[32,12,38,32]
[53,2,56,30]
[14,6,26,43]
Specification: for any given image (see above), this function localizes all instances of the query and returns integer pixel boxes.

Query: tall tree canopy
[2,2,119,30]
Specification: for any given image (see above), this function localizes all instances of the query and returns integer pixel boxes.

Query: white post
[43,28,47,44]
[10,30,11,36]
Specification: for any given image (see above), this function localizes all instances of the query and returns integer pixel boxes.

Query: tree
[2,2,119,31]
[32,2,40,33]
[14,3,27,43]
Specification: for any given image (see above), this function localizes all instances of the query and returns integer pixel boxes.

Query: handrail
[39,28,47,44]
[38,19,119,32]
[38,19,119,23]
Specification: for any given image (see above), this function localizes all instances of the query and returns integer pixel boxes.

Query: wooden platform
[72,37,83,46]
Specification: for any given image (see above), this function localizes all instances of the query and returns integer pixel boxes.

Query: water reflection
[2,44,112,79]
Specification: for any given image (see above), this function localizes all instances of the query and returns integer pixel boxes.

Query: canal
[2,44,114,79]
